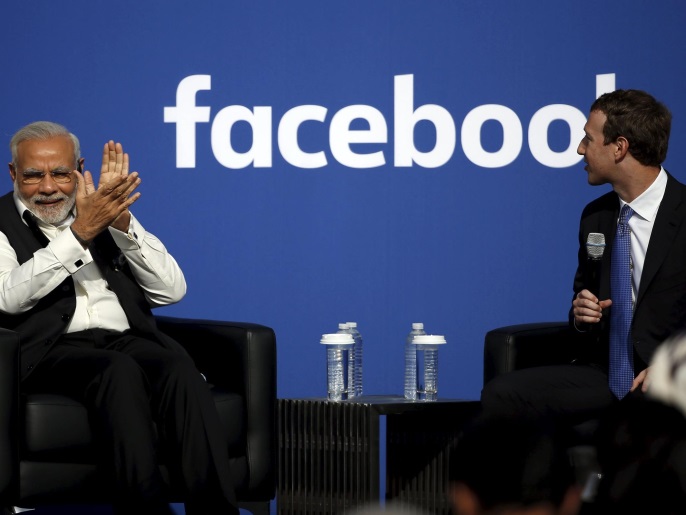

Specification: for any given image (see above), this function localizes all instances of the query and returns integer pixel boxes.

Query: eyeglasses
[19,169,73,185]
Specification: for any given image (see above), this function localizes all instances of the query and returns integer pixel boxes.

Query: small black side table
[277,395,480,515]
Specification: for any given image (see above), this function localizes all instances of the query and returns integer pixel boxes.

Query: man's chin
[33,202,72,224]
[586,174,607,187]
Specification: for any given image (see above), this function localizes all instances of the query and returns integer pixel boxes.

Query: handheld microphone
[585,232,606,296]
[586,233,606,261]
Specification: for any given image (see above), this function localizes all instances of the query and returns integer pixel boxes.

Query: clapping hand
[70,141,141,245]
[100,141,135,232]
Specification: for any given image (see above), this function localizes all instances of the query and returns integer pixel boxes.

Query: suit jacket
[570,172,686,371]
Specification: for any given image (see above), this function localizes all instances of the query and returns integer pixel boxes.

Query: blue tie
[609,204,634,399]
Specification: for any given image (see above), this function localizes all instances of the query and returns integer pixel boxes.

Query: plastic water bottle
[404,323,426,400]
[337,324,357,398]
[414,334,446,401]
[346,322,363,397]
[321,333,354,401]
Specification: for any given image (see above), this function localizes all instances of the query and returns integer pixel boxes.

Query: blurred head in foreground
[449,415,581,515]
[590,334,686,513]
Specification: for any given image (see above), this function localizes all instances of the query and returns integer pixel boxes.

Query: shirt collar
[621,167,667,222]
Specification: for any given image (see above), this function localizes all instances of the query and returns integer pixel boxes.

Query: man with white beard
[1,121,238,515]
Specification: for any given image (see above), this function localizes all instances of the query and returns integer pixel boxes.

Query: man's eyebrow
[21,167,72,173]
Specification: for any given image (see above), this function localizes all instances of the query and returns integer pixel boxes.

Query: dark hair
[449,415,574,510]
[590,89,671,167]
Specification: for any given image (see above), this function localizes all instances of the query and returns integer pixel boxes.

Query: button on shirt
[620,167,668,305]
[0,195,186,333]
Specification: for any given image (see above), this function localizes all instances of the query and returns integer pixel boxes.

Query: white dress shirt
[0,195,186,333]
[620,167,668,304]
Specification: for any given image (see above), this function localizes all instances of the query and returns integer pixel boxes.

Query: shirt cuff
[108,213,145,251]
[51,227,93,273]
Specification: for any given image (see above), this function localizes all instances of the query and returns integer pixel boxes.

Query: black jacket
[570,172,686,370]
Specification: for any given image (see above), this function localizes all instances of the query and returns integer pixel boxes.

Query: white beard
[14,181,76,224]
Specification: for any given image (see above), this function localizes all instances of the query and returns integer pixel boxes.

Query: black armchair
[0,316,277,515]
[483,321,577,385]
[483,321,601,481]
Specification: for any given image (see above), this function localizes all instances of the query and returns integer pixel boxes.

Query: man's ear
[8,163,16,182]
[77,157,84,173]
[615,136,630,161]
[449,483,481,515]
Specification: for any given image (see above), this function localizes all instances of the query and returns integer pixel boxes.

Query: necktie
[609,204,634,399]
[22,210,50,247]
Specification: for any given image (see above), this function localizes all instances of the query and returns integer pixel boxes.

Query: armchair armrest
[0,328,20,500]
[154,316,277,500]
[483,322,577,385]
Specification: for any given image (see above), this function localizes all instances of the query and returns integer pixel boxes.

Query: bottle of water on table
[413,334,446,401]
[404,323,426,400]
[321,333,354,401]
[346,322,363,397]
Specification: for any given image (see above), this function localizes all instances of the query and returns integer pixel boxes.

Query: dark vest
[0,192,186,380]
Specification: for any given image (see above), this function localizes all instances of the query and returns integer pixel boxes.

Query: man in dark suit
[481,90,686,431]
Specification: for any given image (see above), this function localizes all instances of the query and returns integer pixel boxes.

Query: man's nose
[37,173,59,194]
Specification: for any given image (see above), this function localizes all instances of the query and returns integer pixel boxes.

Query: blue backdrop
[3,0,686,404]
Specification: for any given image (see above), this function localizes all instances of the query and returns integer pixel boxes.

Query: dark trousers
[23,329,236,515]
[480,364,618,432]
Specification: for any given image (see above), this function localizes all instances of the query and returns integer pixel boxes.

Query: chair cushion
[23,387,244,461]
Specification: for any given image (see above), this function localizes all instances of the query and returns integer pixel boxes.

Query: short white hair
[10,121,80,169]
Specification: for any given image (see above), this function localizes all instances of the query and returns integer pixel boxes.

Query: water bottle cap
[413,335,446,345]
[338,323,350,330]
[321,333,354,345]
[412,323,424,330]
[346,322,358,328]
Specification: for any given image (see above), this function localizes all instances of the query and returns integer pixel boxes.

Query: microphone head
[586,233,606,260]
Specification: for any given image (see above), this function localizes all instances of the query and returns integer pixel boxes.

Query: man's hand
[100,141,133,232]
[631,367,651,393]
[572,289,612,325]
[100,140,128,184]
[70,169,141,246]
